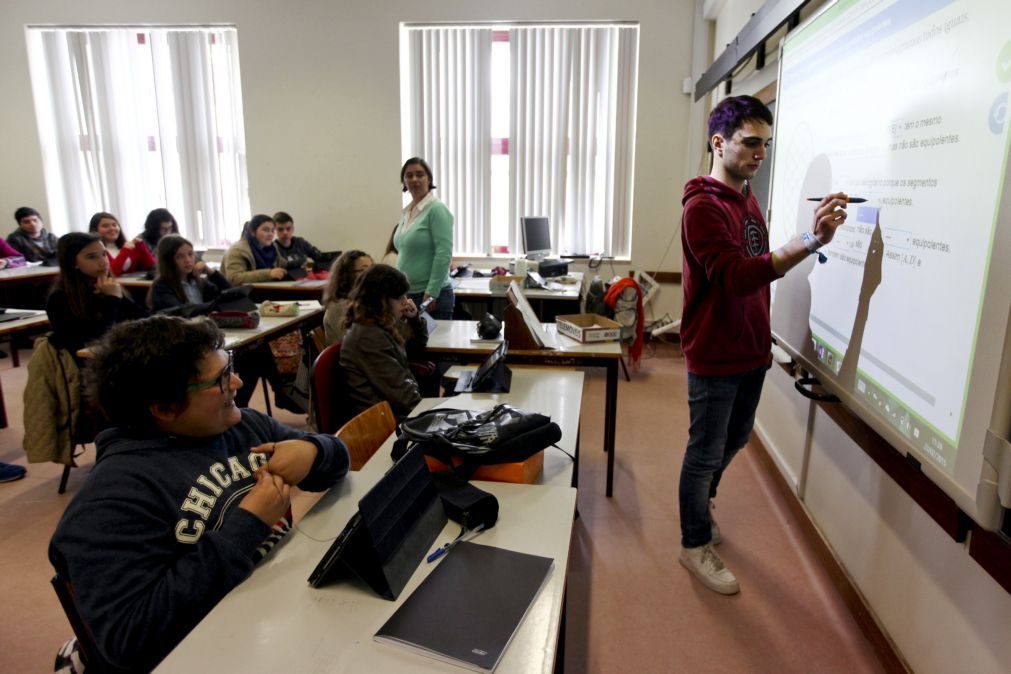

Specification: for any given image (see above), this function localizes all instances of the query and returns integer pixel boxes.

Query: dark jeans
[678,365,767,548]
[409,284,455,321]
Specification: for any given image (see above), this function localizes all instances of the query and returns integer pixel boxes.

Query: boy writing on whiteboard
[678,95,849,594]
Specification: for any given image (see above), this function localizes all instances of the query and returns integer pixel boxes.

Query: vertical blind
[402,23,639,257]
[26,27,250,246]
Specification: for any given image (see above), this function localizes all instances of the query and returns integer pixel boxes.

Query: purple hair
[708,95,773,141]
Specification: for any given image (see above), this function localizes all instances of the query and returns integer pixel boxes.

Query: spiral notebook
[374,541,554,672]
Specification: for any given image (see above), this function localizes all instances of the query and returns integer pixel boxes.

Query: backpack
[391,404,562,479]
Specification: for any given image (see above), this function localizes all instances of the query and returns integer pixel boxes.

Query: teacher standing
[394,157,455,320]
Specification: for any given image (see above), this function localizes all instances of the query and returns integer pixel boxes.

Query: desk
[158,374,580,673]
[118,274,327,304]
[418,367,584,488]
[453,271,583,321]
[0,310,50,428]
[248,278,327,301]
[0,265,59,308]
[428,320,622,496]
[221,301,323,352]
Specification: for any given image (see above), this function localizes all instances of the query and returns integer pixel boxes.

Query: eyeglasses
[186,354,234,394]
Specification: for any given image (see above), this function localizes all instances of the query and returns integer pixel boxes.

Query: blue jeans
[409,285,455,321]
[678,365,767,548]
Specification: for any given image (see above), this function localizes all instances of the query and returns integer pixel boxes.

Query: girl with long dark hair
[148,235,231,311]
[339,264,429,418]
[46,232,147,354]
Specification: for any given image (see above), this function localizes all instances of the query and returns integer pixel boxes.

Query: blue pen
[426,524,486,563]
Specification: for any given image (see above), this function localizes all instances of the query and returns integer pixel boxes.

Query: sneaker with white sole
[0,463,26,483]
[710,500,722,545]
[679,543,740,594]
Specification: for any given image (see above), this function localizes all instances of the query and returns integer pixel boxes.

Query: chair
[335,400,396,471]
[51,572,122,673]
[309,341,353,434]
[309,325,327,354]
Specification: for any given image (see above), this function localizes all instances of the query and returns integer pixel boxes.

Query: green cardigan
[394,196,453,297]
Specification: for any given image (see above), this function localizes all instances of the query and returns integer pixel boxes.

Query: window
[25,26,250,246]
[400,23,639,257]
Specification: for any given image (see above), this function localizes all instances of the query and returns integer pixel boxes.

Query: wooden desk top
[0,265,59,284]
[414,368,584,488]
[158,460,576,674]
[427,319,621,359]
[453,270,583,301]
[222,301,322,350]
[0,309,49,337]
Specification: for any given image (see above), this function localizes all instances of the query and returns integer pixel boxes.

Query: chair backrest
[51,572,118,673]
[310,341,353,434]
[336,400,396,471]
[309,325,327,354]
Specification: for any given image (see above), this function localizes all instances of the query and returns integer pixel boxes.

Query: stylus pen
[427,524,486,563]
[806,196,868,203]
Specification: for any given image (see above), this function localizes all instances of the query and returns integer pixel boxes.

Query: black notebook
[374,541,554,672]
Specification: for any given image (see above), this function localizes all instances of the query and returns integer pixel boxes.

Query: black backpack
[391,404,562,480]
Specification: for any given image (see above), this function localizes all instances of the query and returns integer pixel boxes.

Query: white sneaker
[710,500,722,545]
[679,543,740,595]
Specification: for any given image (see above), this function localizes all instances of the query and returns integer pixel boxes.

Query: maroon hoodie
[680,176,781,376]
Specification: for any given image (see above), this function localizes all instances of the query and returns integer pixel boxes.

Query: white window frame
[25,25,250,246]
[400,21,639,258]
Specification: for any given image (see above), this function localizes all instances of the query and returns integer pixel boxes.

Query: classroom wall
[708,2,1011,673]
[0,0,693,320]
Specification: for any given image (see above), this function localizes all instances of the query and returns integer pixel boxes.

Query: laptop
[454,340,511,393]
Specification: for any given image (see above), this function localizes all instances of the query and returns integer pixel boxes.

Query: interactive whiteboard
[768,0,1011,528]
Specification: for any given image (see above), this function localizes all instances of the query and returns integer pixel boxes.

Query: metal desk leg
[0,376,7,429]
[605,360,618,497]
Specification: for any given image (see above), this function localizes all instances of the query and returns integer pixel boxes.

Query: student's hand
[812,192,849,245]
[95,273,123,298]
[124,239,136,250]
[401,297,418,318]
[253,440,318,485]
[0,258,7,270]
[239,468,291,526]
[269,267,287,280]
[194,260,208,275]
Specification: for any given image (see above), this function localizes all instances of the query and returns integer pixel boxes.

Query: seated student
[49,315,350,672]
[8,206,58,265]
[322,249,373,345]
[148,234,294,411]
[339,264,428,419]
[222,214,287,284]
[0,237,26,269]
[46,232,147,354]
[148,234,230,311]
[273,211,325,273]
[88,211,156,276]
[137,208,180,263]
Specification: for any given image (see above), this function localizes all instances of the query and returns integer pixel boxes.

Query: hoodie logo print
[743,216,767,257]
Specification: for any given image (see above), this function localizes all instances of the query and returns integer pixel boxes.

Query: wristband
[801,231,824,253]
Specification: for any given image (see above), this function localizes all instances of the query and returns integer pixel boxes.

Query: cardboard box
[425,451,544,484]
[556,314,622,343]
[489,275,525,295]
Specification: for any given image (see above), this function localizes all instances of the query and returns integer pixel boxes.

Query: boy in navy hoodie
[49,315,350,671]
[677,95,850,595]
